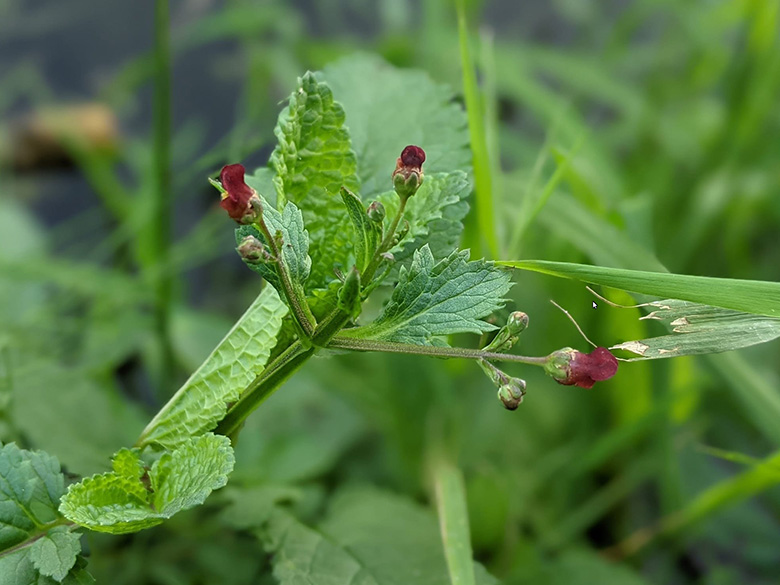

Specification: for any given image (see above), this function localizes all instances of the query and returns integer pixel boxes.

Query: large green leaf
[0,442,91,584]
[269,72,359,289]
[59,434,234,534]
[346,246,512,344]
[318,487,498,585]
[138,286,287,449]
[321,53,471,199]
[500,260,780,318]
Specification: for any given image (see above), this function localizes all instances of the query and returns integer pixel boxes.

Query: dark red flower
[219,164,258,223]
[544,347,619,389]
[400,145,425,168]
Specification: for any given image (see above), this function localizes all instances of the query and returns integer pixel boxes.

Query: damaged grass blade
[612,299,780,360]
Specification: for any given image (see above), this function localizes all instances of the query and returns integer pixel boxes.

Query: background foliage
[1,0,780,583]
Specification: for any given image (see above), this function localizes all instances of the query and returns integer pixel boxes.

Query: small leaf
[347,246,512,344]
[28,527,81,582]
[235,195,312,298]
[0,442,91,584]
[270,72,359,289]
[138,286,287,449]
[60,434,235,534]
[340,187,382,274]
[612,300,780,360]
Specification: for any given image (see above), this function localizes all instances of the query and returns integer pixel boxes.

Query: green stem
[152,0,174,391]
[362,196,408,283]
[215,341,312,440]
[327,335,548,366]
[216,307,352,440]
[255,212,316,338]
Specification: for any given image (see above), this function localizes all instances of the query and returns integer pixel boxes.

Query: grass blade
[499,260,780,317]
[455,0,497,258]
[433,459,476,585]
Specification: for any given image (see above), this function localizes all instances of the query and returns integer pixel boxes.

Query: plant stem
[215,340,312,440]
[255,211,316,339]
[327,336,549,366]
[152,0,174,392]
[362,196,408,283]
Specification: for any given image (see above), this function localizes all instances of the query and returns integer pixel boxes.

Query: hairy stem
[362,196,408,283]
[327,336,549,365]
[255,211,317,339]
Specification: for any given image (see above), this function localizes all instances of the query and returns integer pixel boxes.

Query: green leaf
[318,486,498,585]
[348,246,512,344]
[0,442,91,584]
[433,460,476,585]
[611,300,780,359]
[321,53,471,199]
[12,364,146,477]
[378,171,471,264]
[60,434,234,534]
[138,286,287,449]
[500,260,780,318]
[340,187,382,274]
[260,508,380,585]
[235,196,312,296]
[28,527,82,582]
[269,71,359,289]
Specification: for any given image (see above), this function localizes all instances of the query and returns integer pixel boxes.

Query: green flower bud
[497,378,526,410]
[484,311,529,352]
[237,235,274,264]
[367,201,386,223]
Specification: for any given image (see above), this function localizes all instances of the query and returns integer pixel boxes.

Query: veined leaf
[270,72,359,289]
[321,53,471,199]
[341,187,382,274]
[612,300,780,359]
[0,442,91,584]
[235,195,311,297]
[500,260,780,318]
[60,434,234,534]
[260,508,380,585]
[378,171,471,264]
[138,286,287,449]
[345,246,512,345]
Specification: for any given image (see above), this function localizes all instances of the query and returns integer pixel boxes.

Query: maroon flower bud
[392,145,425,200]
[544,347,618,389]
[237,235,274,264]
[218,164,260,223]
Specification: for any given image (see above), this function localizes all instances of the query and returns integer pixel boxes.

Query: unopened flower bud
[484,311,529,352]
[543,347,618,389]
[391,145,425,201]
[216,164,261,224]
[497,378,526,410]
[393,220,410,245]
[237,235,274,264]
[367,200,386,223]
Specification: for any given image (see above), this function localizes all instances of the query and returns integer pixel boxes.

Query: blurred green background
[1,0,780,583]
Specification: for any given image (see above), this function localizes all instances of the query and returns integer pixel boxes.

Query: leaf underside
[138,286,287,450]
